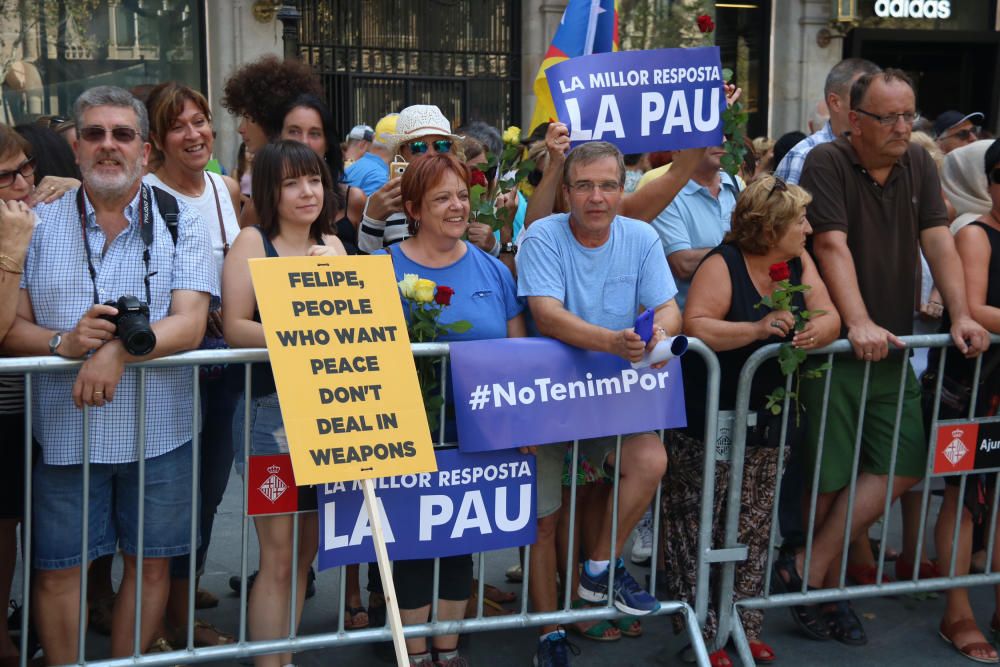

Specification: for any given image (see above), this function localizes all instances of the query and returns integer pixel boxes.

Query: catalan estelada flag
[529,0,618,134]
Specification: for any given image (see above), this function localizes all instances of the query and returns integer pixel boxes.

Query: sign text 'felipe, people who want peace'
[249,256,437,486]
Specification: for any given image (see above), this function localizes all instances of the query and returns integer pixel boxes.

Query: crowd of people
[0,52,998,667]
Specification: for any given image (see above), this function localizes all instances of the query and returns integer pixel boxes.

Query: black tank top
[682,243,806,439]
[248,226,325,397]
[335,185,359,254]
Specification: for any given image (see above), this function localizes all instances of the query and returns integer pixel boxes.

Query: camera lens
[115,308,156,355]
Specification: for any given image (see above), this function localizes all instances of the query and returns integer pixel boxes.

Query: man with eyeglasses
[517,141,680,666]
[934,110,984,154]
[0,86,216,662]
[357,105,462,253]
[781,69,990,646]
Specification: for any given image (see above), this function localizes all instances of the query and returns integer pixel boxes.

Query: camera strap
[76,185,153,306]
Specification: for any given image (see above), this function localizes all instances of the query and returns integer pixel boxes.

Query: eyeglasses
[79,126,140,143]
[568,180,622,195]
[854,109,920,127]
[990,168,1000,186]
[408,139,452,155]
[0,156,36,189]
[943,127,979,143]
[766,176,788,201]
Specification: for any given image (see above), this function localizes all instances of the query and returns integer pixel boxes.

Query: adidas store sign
[874,0,952,18]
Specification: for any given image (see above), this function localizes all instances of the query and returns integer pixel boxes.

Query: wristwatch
[500,241,518,256]
[48,331,64,356]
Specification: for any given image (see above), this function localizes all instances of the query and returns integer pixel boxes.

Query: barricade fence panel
[714,333,1000,667]
[0,343,713,667]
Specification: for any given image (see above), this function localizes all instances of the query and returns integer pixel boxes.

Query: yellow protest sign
[248,255,437,485]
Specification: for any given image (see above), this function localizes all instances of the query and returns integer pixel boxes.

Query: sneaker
[630,510,654,566]
[228,567,317,598]
[578,559,661,616]
[534,630,579,667]
[435,654,470,667]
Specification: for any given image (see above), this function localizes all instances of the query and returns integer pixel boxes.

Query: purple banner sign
[545,46,726,153]
[317,448,536,570]
[450,338,686,453]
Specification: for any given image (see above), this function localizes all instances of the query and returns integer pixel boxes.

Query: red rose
[769,262,791,282]
[434,285,455,306]
[469,168,488,188]
[696,14,715,33]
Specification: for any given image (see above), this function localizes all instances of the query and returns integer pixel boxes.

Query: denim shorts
[232,393,288,476]
[33,441,194,570]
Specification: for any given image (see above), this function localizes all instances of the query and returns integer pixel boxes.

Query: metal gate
[296,0,521,136]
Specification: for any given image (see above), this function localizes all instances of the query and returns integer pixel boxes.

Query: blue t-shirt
[377,241,523,341]
[344,152,389,196]
[651,171,739,308]
[516,213,676,331]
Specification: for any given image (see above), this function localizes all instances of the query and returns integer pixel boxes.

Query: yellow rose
[413,278,437,304]
[502,126,522,145]
[398,273,419,299]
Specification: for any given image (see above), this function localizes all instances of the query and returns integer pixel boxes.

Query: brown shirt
[800,136,947,336]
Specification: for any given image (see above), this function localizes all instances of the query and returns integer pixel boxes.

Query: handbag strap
[207,173,230,256]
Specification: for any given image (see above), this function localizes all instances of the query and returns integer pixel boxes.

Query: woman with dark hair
[376,153,525,666]
[141,80,243,648]
[280,93,364,252]
[14,124,80,182]
[223,140,345,667]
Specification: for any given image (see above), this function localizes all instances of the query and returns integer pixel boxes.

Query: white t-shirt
[143,171,240,280]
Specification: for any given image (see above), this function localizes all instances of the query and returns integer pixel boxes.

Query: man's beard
[81,153,144,201]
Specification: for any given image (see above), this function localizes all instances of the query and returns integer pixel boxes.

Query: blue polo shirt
[344,152,389,195]
[651,171,740,308]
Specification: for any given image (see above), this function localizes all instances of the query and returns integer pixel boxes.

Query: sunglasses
[990,169,1000,186]
[79,126,140,143]
[766,176,788,200]
[0,156,36,189]
[945,127,979,143]
[408,139,452,155]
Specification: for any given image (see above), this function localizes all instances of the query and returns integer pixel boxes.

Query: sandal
[194,587,219,610]
[343,606,369,630]
[480,581,516,604]
[709,648,732,667]
[941,617,999,664]
[824,601,867,646]
[772,554,830,640]
[613,614,641,638]
[191,619,236,647]
[748,639,776,664]
[845,564,892,586]
[569,600,620,642]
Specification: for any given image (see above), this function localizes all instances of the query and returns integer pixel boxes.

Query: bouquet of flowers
[757,262,829,424]
[468,126,535,232]
[398,274,471,432]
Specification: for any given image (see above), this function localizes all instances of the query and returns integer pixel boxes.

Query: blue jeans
[34,441,194,570]
[169,375,237,579]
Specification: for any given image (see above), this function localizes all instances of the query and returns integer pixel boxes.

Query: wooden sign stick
[362,478,408,667]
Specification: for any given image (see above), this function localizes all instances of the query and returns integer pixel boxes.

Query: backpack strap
[150,185,179,245]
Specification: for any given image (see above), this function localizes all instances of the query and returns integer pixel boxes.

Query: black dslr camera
[101,295,156,356]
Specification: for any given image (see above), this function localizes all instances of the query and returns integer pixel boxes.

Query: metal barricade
[0,340,716,666]
[712,333,1000,667]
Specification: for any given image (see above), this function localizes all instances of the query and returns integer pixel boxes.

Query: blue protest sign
[545,46,726,153]
[317,448,536,570]
[450,338,686,453]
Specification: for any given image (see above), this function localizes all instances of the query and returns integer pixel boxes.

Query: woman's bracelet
[0,254,24,275]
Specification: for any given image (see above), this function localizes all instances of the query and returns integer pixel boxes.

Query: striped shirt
[773,122,837,185]
[21,186,218,465]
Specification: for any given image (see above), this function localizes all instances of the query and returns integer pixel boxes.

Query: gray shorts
[535,432,656,518]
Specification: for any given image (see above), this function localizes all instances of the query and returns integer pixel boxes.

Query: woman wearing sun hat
[358,104,464,253]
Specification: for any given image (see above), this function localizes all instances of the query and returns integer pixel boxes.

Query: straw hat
[384,105,462,153]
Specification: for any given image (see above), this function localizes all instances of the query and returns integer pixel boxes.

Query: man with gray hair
[517,141,680,665]
[775,58,882,184]
[1,85,216,661]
